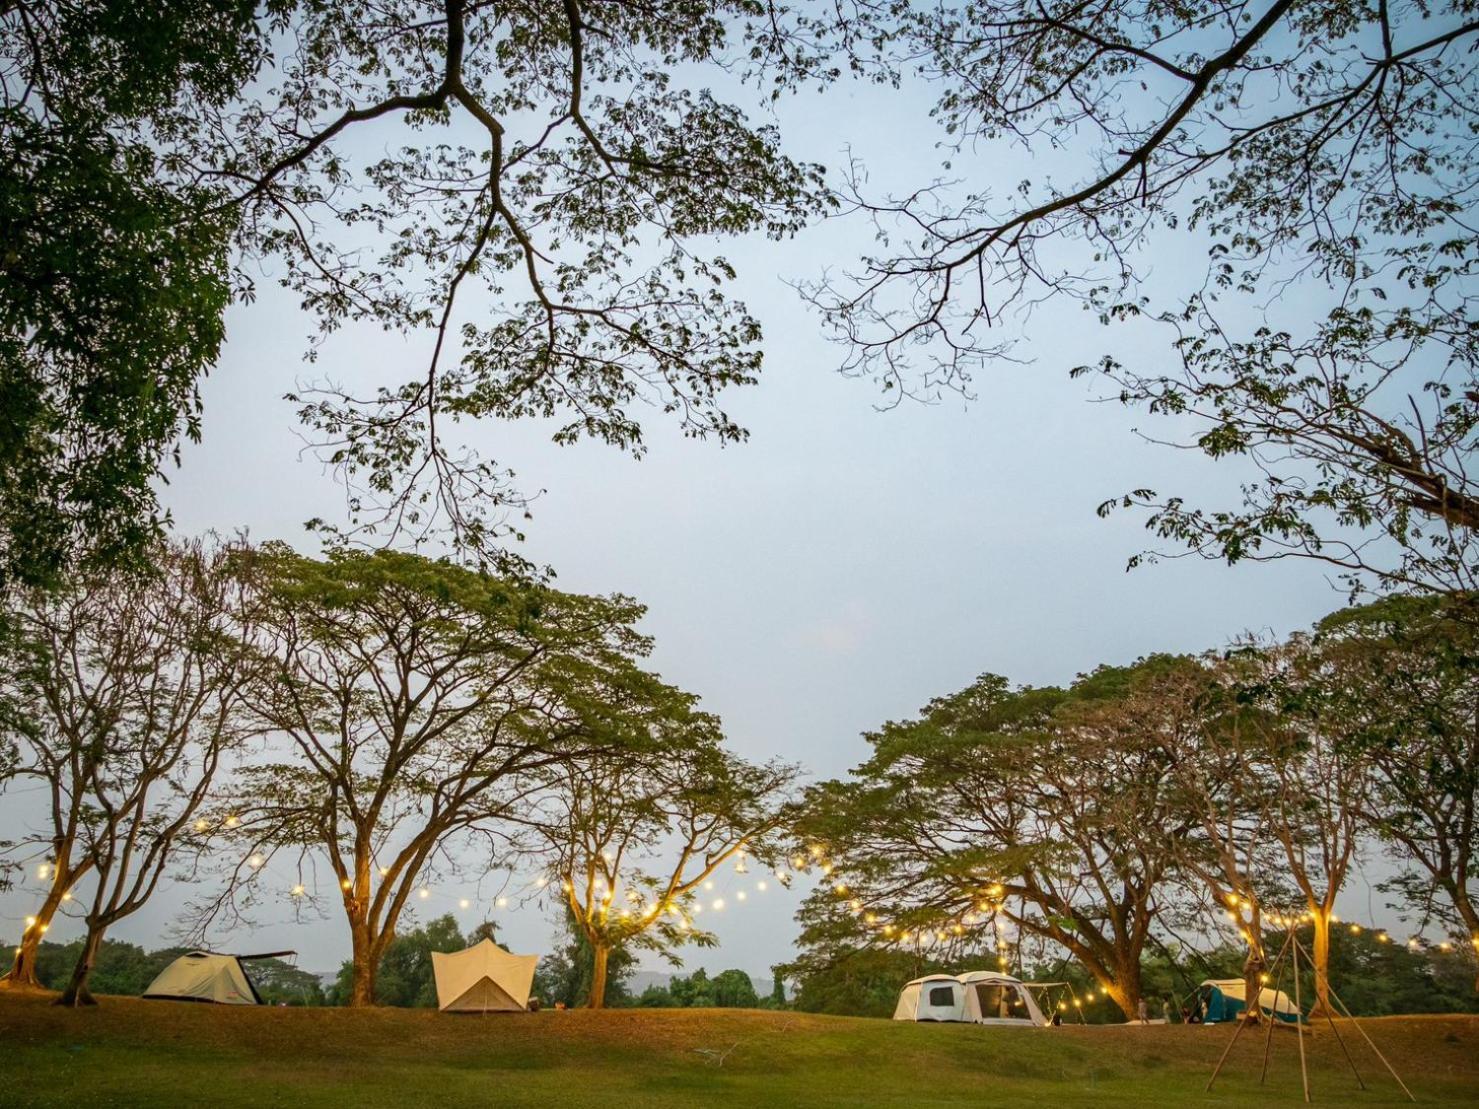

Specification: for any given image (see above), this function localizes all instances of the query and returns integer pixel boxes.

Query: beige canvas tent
[431,938,539,1013]
[142,950,290,1005]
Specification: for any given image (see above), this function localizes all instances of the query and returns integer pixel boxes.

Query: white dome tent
[893,970,1048,1027]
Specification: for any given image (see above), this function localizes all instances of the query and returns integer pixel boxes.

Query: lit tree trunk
[588,943,610,1010]
[4,843,88,989]
[1241,942,1267,1023]
[1309,906,1333,1016]
[1101,957,1143,1022]
[55,923,105,1007]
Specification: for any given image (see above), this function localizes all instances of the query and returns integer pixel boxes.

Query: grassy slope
[0,990,1475,1108]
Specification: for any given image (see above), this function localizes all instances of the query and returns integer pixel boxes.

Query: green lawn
[0,989,1474,1107]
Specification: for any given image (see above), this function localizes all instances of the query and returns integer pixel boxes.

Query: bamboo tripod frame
[1205,924,1415,1102]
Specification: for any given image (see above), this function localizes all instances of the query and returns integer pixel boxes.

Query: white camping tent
[431,938,539,1013]
[893,971,1047,1026]
[142,950,287,1004]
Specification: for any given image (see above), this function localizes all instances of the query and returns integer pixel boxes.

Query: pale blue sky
[2,62,1399,981]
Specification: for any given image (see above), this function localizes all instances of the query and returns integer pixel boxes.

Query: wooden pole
[1293,935,1364,1091]
[1290,924,1310,1103]
[1260,928,1297,1086]
[1323,977,1416,1102]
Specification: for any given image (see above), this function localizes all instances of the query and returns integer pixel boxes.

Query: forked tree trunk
[55,924,105,1007]
[588,944,610,1010]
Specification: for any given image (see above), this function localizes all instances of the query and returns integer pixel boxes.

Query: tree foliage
[0,2,267,588]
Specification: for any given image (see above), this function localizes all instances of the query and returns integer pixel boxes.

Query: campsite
[4,2,1479,1106]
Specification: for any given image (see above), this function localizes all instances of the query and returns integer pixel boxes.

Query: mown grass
[1,989,1474,1107]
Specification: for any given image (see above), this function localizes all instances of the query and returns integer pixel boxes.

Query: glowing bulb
[496,896,508,908]
[379,866,389,877]
[225,816,239,828]
[61,891,72,902]
[418,887,430,900]
[291,884,305,896]
[341,878,352,890]
[809,845,823,858]
[833,882,847,894]
[757,881,768,892]
[1350,924,1362,934]
[24,916,36,928]
[459,898,470,909]
[194,819,209,833]
[248,854,264,869]
[849,898,862,911]
[712,898,725,911]
[736,891,747,902]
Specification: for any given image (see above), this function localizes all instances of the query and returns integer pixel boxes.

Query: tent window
[927,986,955,1007]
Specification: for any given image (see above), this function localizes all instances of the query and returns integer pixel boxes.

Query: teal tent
[1196,979,1301,1024]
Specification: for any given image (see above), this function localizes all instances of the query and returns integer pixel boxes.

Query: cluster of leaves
[0,1,270,589]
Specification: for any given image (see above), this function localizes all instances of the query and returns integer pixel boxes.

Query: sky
[0,46,1406,983]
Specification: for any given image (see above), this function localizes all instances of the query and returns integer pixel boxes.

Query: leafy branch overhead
[802,0,1479,595]
[225,0,832,555]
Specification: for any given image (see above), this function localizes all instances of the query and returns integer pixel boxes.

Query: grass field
[0,990,1474,1107]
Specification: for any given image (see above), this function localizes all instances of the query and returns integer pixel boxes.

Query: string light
[757,881,768,892]
[291,884,305,896]
[711,898,725,911]
[248,854,264,869]
[225,816,239,828]
[497,896,508,908]
[418,887,430,900]
[736,891,747,901]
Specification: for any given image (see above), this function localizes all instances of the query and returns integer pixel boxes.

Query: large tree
[798,661,1198,1020]
[1315,595,1479,979]
[807,0,1479,595]
[211,543,669,1007]
[532,716,797,1008]
[1234,636,1372,1016]
[0,540,257,1004]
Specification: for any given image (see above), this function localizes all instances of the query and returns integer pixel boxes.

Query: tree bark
[1102,957,1143,1021]
[1308,908,1333,1017]
[1240,947,1268,1023]
[4,853,85,989]
[55,924,105,1007]
[347,918,379,1008]
[588,944,610,1010]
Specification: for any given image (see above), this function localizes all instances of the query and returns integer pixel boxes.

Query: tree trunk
[55,924,105,1007]
[1241,944,1268,1023]
[347,919,378,1008]
[1103,962,1142,1022]
[4,855,83,989]
[588,944,610,1010]
[1308,907,1333,1017]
